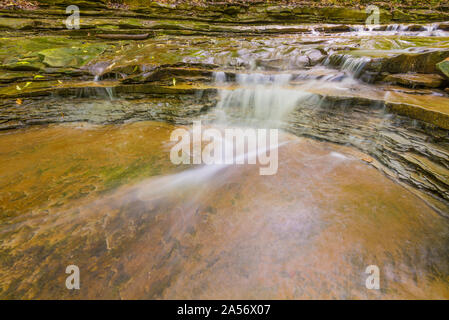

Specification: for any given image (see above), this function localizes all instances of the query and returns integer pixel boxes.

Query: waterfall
[341,56,371,77]
[212,72,313,127]
[325,54,371,78]
[214,71,227,84]
[105,87,115,100]
[419,23,446,36]
[310,26,319,35]
[74,86,115,100]
[349,25,365,33]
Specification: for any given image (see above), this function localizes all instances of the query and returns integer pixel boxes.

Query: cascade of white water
[419,23,446,36]
[324,54,371,78]
[213,72,313,126]
[214,71,227,84]
[349,25,365,33]
[340,56,371,77]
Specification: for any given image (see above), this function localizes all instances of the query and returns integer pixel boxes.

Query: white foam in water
[349,22,449,37]
[310,26,319,35]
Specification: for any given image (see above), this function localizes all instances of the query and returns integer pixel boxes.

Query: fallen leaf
[362,157,373,163]
[16,98,22,105]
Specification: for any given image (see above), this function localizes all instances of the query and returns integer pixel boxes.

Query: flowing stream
[1,21,449,299]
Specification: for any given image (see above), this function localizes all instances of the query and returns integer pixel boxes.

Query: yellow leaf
[173,78,176,86]
[57,80,63,84]
[23,82,32,89]
[16,85,21,91]
[34,75,44,79]
[16,98,22,105]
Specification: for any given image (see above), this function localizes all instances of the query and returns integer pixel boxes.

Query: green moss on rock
[38,44,108,68]
[436,58,449,79]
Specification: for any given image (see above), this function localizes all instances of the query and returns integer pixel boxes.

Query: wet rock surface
[383,73,445,88]
[0,93,216,130]
[1,4,449,299]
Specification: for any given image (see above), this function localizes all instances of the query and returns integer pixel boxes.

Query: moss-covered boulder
[436,58,449,79]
